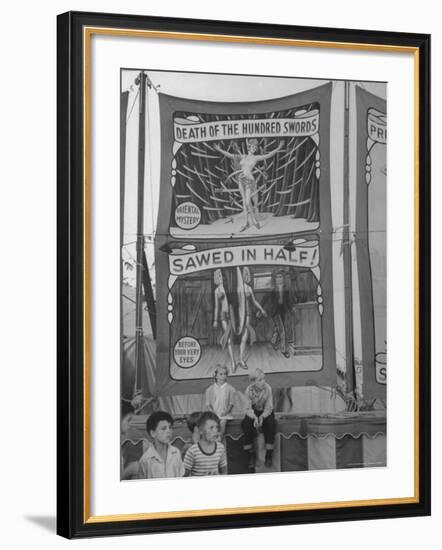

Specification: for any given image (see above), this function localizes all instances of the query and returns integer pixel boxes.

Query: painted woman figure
[213,268,236,373]
[238,267,267,370]
[215,139,283,231]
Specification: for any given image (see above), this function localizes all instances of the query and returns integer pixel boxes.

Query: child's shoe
[265,449,273,468]
[247,451,256,473]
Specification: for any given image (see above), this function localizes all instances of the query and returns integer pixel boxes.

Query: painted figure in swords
[238,267,267,370]
[213,268,236,374]
[214,139,284,232]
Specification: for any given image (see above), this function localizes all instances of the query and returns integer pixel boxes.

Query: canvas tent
[120,76,387,474]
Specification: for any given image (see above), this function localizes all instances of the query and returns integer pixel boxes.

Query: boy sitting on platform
[183,411,228,476]
[138,411,184,479]
[241,368,276,471]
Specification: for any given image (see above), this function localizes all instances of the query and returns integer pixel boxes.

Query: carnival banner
[154,84,336,396]
[353,86,387,401]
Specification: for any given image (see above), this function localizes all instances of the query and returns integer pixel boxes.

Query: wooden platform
[122,412,387,477]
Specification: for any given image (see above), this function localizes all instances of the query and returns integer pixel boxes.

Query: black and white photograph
[0,0,434,545]
[120,70,387,480]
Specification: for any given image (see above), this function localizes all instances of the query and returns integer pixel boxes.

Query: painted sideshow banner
[170,111,320,239]
[154,84,335,396]
[353,86,387,401]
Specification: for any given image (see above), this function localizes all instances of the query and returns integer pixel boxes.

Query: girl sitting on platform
[205,364,236,440]
[241,368,275,471]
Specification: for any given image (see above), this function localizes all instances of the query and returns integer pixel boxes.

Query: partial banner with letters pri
[353,86,387,401]
[154,84,337,396]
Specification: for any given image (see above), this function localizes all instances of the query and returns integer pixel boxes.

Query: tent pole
[141,73,157,341]
[120,89,129,408]
[134,71,147,398]
[343,81,356,400]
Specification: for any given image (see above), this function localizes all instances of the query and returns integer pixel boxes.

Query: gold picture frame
[57,11,430,538]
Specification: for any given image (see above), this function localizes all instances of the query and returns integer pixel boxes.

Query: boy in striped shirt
[183,412,228,476]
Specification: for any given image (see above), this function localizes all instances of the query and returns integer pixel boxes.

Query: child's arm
[244,387,257,420]
[261,384,274,419]
[225,385,235,415]
[205,386,214,411]
[122,461,139,480]
[219,446,228,475]
[244,388,256,419]
[183,446,194,477]
[176,451,185,477]
[137,459,148,479]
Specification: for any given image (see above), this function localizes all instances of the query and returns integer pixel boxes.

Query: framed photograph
[57,11,431,538]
